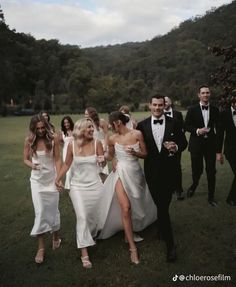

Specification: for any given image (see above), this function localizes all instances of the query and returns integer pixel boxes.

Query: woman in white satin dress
[23,114,62,264]
[55,118,106,269]
[99,111,157,264]
[59,116,74,189]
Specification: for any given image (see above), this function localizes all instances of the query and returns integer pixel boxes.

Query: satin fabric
[30,149,60,236]
[99,142,157,239]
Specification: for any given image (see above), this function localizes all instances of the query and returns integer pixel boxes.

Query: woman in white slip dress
[59,116,74,189]
[23,114,62,264]
[85,107,109,178]
[99,111,157,264]
[55,118,106,269]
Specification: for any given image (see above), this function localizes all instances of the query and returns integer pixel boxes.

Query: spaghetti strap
[94,139,97,155]
[72,140,75,156]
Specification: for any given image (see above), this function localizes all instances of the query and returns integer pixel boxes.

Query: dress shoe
[208,199,218,207]
[167,246,177,262]
[187,187,195,198]
[226,200,236,206]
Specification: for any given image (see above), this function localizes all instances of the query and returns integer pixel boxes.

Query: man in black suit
[184,85,219,206]
[137,95,187,262]
[164,96,186,200]
[216,96,236,206]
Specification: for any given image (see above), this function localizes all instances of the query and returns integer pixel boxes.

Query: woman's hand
[55,179,64,192]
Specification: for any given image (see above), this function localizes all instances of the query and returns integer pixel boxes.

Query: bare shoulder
[130,129,142,138]
[109,133,118,144]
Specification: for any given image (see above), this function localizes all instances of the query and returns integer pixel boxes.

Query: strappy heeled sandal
[52,238,61,250]
[81,256,92,269]
[130,248,140,265]
[35,248,44,264]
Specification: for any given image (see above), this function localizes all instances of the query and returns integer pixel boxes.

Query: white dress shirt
[200,103,210,128]
[151,115,165,152]
[164,107,173,118]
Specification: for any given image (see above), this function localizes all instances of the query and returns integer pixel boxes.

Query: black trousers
[148,181,174,250]
[226,155,236,202]
[190,150,216,200]
[175,153,183,193]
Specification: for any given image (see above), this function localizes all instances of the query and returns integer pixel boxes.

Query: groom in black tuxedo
[184,85,219,206]
[137,95,187,262]
[216,96,236,206]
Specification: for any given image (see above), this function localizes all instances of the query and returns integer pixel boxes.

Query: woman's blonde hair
[73,118,93,146]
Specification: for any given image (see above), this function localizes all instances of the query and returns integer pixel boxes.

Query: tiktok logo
[172,275,178,281]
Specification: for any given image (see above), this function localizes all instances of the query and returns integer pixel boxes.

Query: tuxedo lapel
[196,105,205,127]
[163,117,172,142]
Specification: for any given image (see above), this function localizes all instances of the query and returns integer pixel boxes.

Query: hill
[0,1,235,113]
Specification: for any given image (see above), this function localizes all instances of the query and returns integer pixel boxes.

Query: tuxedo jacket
[184,104,219,154]
[216,108,236,159]
[173,110,184,128]
[137,115,187,190]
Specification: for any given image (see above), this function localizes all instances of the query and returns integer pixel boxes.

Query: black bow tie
[233,110,236,115]
[202,105,208,110]
[165,111,171,116]
[153,119,163,125]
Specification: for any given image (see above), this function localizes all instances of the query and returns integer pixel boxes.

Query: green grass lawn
[0,114,235,287]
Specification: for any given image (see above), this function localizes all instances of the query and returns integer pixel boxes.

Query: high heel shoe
[81,256,92,269]
[129,248,140,265]
[35,248,44,264]
[52,238,61,250]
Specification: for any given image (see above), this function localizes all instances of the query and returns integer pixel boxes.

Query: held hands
[55,179,64,192]
[97,155,106,167]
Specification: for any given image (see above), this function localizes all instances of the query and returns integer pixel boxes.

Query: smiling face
[84,120,94,140]
[198,87,210,105]
[36,121,46,138]
[149,97,165,118]
[63,119,71,130]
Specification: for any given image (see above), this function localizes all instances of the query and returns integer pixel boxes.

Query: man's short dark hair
[198,85,210,93]
[149,94,165,104]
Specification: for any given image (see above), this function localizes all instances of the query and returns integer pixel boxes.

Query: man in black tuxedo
[184,85,219,206]
[164,96,186,200]
[137,95,187,262]
[216,96,236,206]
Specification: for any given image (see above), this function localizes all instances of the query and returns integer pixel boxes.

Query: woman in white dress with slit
[55,118,106,269]
[23,114,62,264]
[99,111,157,263]
[59,116,74,189]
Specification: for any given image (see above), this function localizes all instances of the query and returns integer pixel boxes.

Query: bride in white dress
[55,118,106,269]
[23,114,62,264]
[99,111,157,264]
[59,116,74,189]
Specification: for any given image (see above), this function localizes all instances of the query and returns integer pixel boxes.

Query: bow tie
[233,110,236,115]
[202,105,208,110]
[165,111,171,116]
[153,119,163,125]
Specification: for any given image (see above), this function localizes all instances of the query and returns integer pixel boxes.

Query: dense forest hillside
[0,1,235,114]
